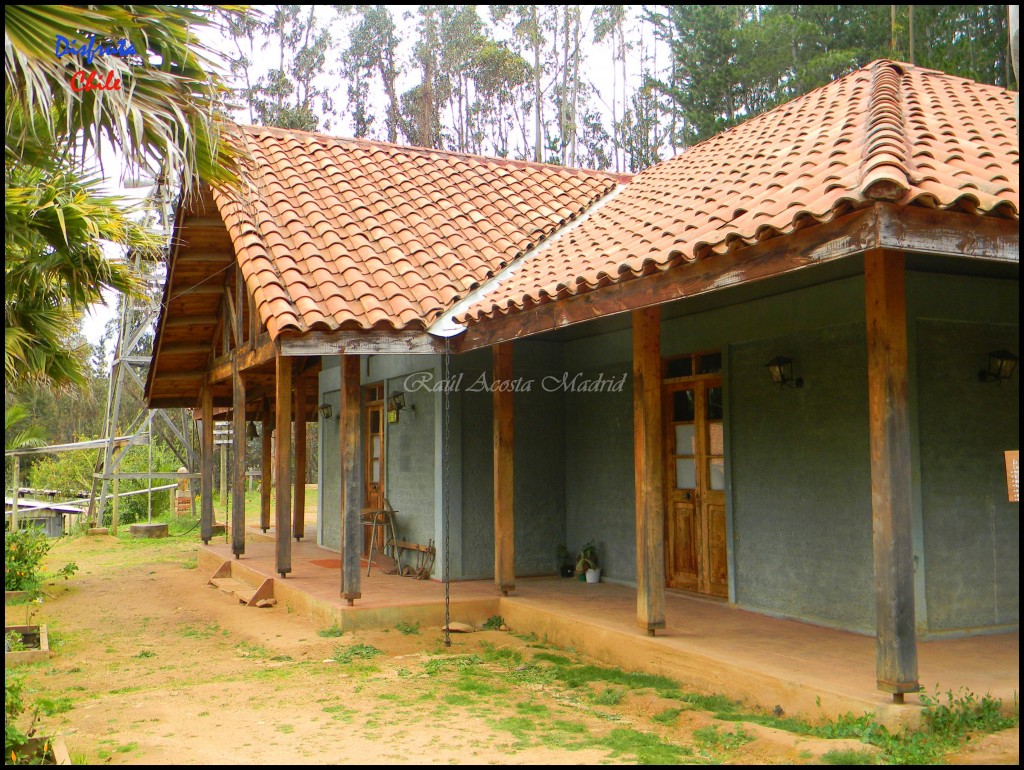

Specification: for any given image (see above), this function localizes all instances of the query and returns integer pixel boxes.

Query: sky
[83,5,664,349]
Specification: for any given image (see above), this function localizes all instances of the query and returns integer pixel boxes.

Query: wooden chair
[361,498,399,576]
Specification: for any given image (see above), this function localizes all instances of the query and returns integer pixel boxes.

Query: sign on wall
[1006,450,1019,503]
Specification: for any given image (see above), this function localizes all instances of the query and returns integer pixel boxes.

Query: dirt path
[10,532,1019,765]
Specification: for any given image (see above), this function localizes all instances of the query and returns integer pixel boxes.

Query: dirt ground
[8,531,1019,765]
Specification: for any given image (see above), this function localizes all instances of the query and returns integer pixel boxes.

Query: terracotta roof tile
[209,127,622,336]
[461,61,1018,324]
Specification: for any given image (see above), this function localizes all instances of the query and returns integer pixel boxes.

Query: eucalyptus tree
[245,5,335,131]
[336,5,401,142]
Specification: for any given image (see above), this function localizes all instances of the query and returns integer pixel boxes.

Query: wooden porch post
[231,363,246,558]
[275,353,293,577]
[260,397,272,533]
[293,373,307,541]
[340,354,362,604]
[864,248,919,700]
[493,342,515,595]
[200,386,214,544]
[633,307,666,635]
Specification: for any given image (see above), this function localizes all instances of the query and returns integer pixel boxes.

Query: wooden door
[363,386,384,555]
[664,361,728,597]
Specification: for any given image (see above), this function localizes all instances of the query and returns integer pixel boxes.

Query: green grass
[694,724,753,751]
[394,621,420,635]
[334,642,384,664]
[592,687,625,706]
[481,615,504,630]
[652,706,682,724]
[317,623,344,638]
[821,748,878,764]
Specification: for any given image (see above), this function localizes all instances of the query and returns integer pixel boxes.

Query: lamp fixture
[318,403,332,419]
[387,392,407,423]
[765,356,803,388]
[246,421,259,440]
[978,350,1018,383]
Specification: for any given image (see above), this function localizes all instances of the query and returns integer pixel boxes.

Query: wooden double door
[663,373,728,597]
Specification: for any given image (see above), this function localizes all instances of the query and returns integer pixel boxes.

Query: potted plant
[576,541,600,583]
[556,545,575,578]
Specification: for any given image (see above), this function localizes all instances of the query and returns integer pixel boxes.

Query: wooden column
[275,353,293,577]
[633,307,666,634]
[231,363,246,558]
[493,342,515,595]
[340,354,362,604]
[200,386,214,544]
[260,397,272,532]
[864,248,919,699]
[293,373,307,541]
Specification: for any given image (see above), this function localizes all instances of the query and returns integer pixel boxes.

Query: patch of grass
[481,615,504,630]
[178,623,222,639]
[821,748,877,765]
[480,641,523,665]
[235,641,271,658]
[317,623,344,638]
[531,651,572,666]
[651,706,682,724]
[549,661,680,696]
[334,642,383,663]
[423,654,482,675]
[394,621,420,635]
[181,555,198,570]
[36,696,75,716]
[592,687,625,706]
[113,742,139,754]
[600,727,693,764]
[515,701,549,716]
[694,724,753,751]
[277,724,294,734]
[132,649,156,659]
[455,672,508,696]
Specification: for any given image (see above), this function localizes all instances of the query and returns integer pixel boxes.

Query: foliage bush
[28,440,183,524]
[4,527,78,593]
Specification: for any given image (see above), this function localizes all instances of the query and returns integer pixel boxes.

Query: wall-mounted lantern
[318,403,333,419]
[765,356,803,388]
[246,421,259,440]
[387,392,406,423]
[978,350,1018,383]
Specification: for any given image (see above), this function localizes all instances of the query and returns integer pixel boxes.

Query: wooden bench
[395,539,435,579]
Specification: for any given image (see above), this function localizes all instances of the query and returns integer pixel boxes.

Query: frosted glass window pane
[674,424,696,454]
[371,459,381,483]
[710,458,725,491]
[371,434,381,458]
[675,458,696,489]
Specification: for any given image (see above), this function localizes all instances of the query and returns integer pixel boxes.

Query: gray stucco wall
[456,343,569,579]
[729,323,874,631]
[563,360,635,581]
[916,320,1019,632]
[384,376,435,550]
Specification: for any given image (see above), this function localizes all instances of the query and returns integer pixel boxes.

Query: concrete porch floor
[199,537,1018,726]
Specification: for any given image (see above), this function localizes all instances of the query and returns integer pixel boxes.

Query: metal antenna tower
[87,181,198,528]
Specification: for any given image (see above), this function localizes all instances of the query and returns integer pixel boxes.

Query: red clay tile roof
[210,126,623,337]
[459,61,1019,325]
